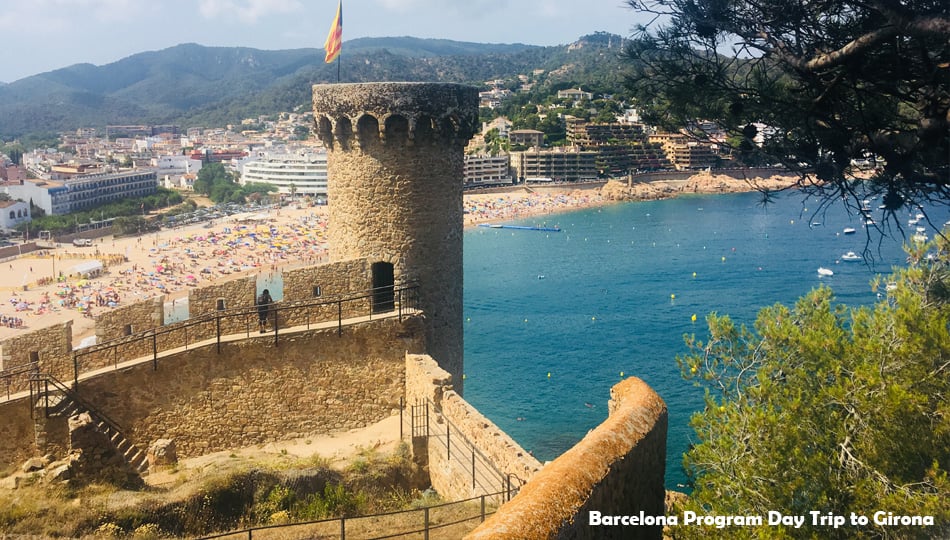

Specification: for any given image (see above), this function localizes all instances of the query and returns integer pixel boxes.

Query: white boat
[841,251,861,262]
[818,267,834,276]
[843,227,856,235]
[912,233,928,243]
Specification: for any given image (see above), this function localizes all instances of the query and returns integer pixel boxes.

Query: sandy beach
[0,173,796,345]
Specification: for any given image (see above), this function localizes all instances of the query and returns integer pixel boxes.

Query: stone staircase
[33,375,149,476]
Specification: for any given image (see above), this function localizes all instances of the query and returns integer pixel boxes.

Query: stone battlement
[313,83,479,149]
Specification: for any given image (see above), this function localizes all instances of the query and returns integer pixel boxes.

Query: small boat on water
[841,251,862,262]
[843,227,856,235]
[477,224,562,232]
[818,267,834,277]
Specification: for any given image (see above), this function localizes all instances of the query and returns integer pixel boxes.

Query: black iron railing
[195,489,511,540]
[66,282,420,388]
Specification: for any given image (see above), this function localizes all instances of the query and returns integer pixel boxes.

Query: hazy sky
[0,0,648,83]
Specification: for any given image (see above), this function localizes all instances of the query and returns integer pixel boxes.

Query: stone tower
[312,82,479,393]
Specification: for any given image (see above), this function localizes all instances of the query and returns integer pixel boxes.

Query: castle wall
[94,297,164,342]
[0,399,36,474]
[405,354,542,502]
[281,258,372,327]
[0,315,426,472]
[75,316,425,458]
[465,377,668,540]
[188,275,257,336]
[0,322,72,383]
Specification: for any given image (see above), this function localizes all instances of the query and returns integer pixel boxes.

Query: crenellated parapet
[313,83,479,150]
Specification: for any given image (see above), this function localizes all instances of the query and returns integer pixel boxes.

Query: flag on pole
[324,1,343,64]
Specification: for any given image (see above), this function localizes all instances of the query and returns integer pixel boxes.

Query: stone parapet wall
[283,258,370,303]
[405,354,541,502]
[94,297,164,343]
[466,377,668,540]
[441,390,542,487]
[188,276,257,337]
[0,322,72,387]
[281,259,373,327]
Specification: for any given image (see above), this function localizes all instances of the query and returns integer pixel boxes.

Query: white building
[153,155,203,189]
[4,170,158,215]
[0,200,30,231]
[238,150,328,197]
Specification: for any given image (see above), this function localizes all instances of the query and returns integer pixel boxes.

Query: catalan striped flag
[324,1,343,64]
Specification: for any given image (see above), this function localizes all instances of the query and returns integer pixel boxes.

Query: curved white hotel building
[239,150,328,197]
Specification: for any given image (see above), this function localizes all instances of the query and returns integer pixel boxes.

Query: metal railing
[29,372,125,434]
[0,361,38,400]
[64,282,420,388]
[412,399,525,504]
[196,489,511,540]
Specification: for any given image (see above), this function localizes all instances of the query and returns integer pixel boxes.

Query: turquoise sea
[461,190,949,490]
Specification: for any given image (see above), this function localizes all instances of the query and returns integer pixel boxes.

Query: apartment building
[464,154,512,187]
[648,133,719,170]
[509,129,545,148]
[567,120,672,175]
[5,170,158,215]
[239,150,328,196]
[509,147,598,183]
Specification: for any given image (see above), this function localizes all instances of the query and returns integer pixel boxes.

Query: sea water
[462,191,948,490]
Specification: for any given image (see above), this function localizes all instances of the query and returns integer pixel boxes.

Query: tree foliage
[673,237,950,538]
[194,163,245,204]
[624,0,950,216]
[21,188,183,236]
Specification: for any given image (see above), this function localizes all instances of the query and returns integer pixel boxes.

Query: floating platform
[477,224,562,232]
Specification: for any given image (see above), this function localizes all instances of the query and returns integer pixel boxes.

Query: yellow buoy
[692,272,697,278]
[670,293,676,300]
[591,316,596,321]
[722,256,726,262]
[620,371,624,378]
[524,318,528,323]
[462,374,467,379]
[547,372,551,378]
[691,314,697,322]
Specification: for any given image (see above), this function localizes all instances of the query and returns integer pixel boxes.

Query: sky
[0,0,650,83]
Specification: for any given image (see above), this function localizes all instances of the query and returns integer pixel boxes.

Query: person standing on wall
[257,288,273,333]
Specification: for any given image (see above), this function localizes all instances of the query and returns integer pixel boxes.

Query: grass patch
[0,443,425,538]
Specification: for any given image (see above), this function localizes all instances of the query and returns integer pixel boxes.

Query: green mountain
[0,34,631,139]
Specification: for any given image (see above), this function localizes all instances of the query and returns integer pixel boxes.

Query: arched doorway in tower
[371,262,395,313]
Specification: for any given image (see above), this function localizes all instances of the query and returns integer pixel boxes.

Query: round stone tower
[312,82,479,393]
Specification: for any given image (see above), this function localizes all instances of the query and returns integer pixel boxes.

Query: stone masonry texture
[313,82,479,393]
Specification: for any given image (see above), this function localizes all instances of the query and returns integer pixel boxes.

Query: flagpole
[337,0,342,82]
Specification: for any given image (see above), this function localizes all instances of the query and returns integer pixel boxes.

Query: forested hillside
[0,33,631,139]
